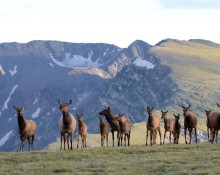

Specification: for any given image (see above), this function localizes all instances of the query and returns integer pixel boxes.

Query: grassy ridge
[150,40,220,118]
[1,143,220,174]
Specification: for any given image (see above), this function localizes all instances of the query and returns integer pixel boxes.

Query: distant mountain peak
[189,39,220,48]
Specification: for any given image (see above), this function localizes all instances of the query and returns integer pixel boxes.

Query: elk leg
[27,137,31,151]
[20,137,26,152]
[70,133,73,150]
[189,128,192,144]
[163,131,167,144]
[124,134,126,146]
[77,134,80,149]
[67,134,70,150]
[31,135,35,151]
[184,126,188,144]
[106,134,109,147]
[63,134,66,150]
[195,128,198,143]
[85,135,87,148]
[60,133,63,150]
[81,135,84,148]
[150,130,153,146]
[169,132,172,144]
[216,130,219,143]
[158,128,162,145]
[111,130,114,147]
[146,129,149,146]
[128,131,131,146]
[207,127,210,142]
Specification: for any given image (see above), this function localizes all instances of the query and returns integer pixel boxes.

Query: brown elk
[116,114,132,146]
[99,106,120,147]
[205,109,212,142]
[13,106,36,152]
[173,114,181,144]
[77,114,88,148]
[99,116,110,147]
[58,99,76,150]
[182,104,198,144]
[161,110,175,144]
[207,103,220,143]
[146,106,162,146]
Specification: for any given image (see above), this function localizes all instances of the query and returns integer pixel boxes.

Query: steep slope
[149,39,220,116]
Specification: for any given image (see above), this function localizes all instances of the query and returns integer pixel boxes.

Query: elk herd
[12,100,220,152]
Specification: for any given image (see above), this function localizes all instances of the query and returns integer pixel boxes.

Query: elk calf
[58,99,76,150]
[173,114,181,144]
[146,106,162,146]
[77,114,88,148]
[99,116,110,147]
[182,105,198,144]
[205,109,212,142]
[116,114,132,146]
[161,110,175,144]
[13,106,36,152]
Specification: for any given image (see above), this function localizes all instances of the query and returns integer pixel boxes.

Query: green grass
[1,143,220,174]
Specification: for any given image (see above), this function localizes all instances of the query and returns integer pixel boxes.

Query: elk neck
[17,114,26,131]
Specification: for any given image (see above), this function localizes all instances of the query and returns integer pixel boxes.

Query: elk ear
[107,106,110,110]
[147,106,150,110]
[188,104,191,109]
[68,99,72,105]
[217,103,220,107]
[21,106,25,111]
[205,109,207,112]
[161,110,163,113]
[13,106,18,111]
[182,105,185,108]
[152,107,154,110]
[58,100,61,105]
[166,110,168,113]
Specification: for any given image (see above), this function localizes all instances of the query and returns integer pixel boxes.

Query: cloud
[159,0,220,9]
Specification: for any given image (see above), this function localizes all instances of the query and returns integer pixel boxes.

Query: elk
[116,114,132,146]
[58,99,76,150]
[77,114,88,148]
[99,116,110,147]
[182,104,198,144]
[173,114,181,144]
[161,110,175,144]
[99,106,120,147]
[13,106,36,152]
[146,106,162,146]
[207,103,220,143]
[205,109,212,142]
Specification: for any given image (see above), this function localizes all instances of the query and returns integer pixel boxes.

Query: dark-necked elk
[146,106,162,146]
[77,114,88,148]
[161,110,175,144]
[182,104,198,144]
[13,106,36,152]
[173,114,181,144]
[99,106,120,147]
[205,109,212,142]
[99,116,110,147]
[116,114,132,146]
[58,99,76,150]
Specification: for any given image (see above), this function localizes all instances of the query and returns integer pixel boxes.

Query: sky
[0,0,220,48]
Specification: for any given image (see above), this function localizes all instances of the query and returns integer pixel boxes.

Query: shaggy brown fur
[58,99,76,150]
[99,116,110,147]
[161,110,175,144]
[146,106,162,146]
[116,114,132,146]
[13,106,36,152]
[205,109,212,142]
[99,106,120,147]
[77,114,88,148]
[182,105,198,144]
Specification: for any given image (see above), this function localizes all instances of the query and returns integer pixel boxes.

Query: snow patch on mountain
[9,65,17,76]
[2,84,18,111]
[49,63,54,67]
[32,108,41,118]
[133,57,155,69]
[33,97,39,105]
[0,65,6,75]
[50,52,100,68]
[0,130,13,147]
